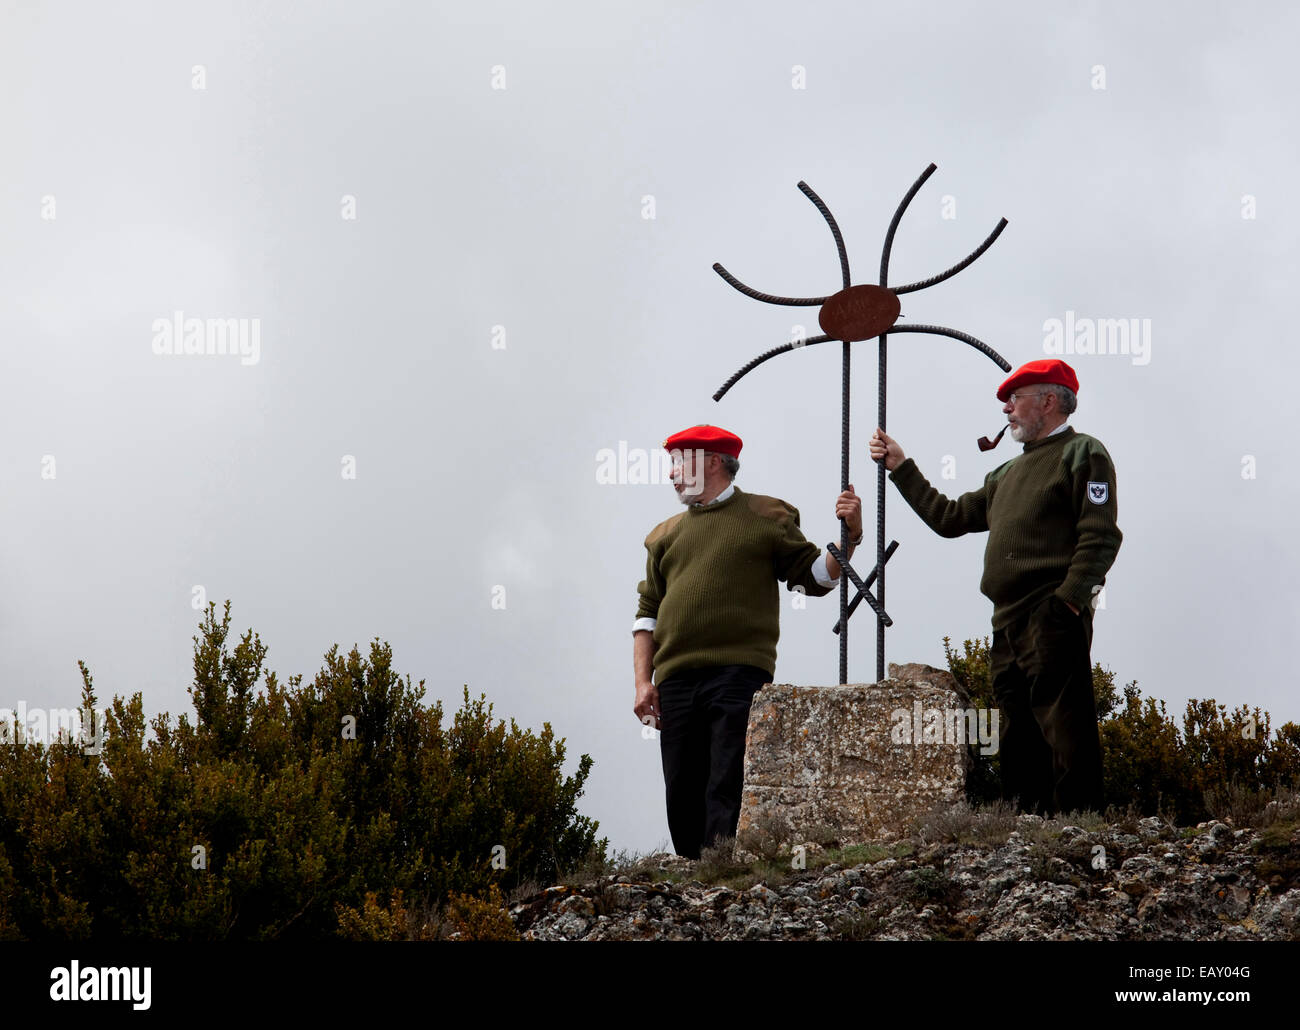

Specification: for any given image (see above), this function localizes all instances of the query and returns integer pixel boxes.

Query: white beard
[1009,415,1044,443]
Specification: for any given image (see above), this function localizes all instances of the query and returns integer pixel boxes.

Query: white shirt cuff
[813,553,837,587]
[632,617,657,634]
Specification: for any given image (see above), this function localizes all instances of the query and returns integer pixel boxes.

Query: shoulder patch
[747,493,799,526]
[644,510,687,546]
[987,458,1017,485]
[1086,481,1109,505]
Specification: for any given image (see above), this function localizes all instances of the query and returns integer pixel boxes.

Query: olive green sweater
[889,426,1122,630]
[635,486,835,682]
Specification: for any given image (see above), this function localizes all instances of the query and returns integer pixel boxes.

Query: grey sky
[2,1,1296,856]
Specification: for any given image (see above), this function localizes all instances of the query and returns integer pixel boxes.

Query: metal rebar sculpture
[711,163,1012,685]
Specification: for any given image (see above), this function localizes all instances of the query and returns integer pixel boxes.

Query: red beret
[997,359,1079,402]
[662,424,743,458]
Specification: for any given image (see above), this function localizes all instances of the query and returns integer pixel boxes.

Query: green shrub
[944,634,1300,823]
[0,601,605,940]
[444,883,520,941]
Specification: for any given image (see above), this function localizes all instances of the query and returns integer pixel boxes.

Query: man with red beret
[868,359,1121,816]
[633,424,862,859]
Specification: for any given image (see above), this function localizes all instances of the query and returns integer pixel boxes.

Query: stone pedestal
[736,662,977,855]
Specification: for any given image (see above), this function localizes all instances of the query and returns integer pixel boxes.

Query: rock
[1137,817,1163,839]
[512,816,1293,941]
[736,663,975,854]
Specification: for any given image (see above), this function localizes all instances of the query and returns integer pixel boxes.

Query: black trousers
[657,664,770,860]
[990,594,1104,816]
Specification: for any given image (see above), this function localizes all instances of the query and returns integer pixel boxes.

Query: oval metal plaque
[817,284,901,342]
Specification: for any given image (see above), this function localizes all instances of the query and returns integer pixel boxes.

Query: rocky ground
[509,813,1300,941]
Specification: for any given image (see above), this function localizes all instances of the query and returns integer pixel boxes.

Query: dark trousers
[990,594,1104,816]
[657,664,770,860]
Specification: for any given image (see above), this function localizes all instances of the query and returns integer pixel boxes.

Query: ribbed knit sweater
[635,486,834,681]
[889,426,1122,630]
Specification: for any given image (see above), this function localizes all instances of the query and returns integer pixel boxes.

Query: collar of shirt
[691,483,735,508]
[1046,421,1070,437]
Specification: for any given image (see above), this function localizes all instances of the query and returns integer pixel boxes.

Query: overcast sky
[3,0,1297,856]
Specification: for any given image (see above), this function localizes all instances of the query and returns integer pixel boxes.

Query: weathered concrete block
[736,662,976,854]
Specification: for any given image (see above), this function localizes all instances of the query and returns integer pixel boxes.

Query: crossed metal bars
[711,164,1011,684]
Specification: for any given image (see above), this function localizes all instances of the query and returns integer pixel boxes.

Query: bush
[943,634,1300,823]
[444,884,520,941]
[0,601,606,940]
